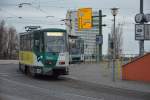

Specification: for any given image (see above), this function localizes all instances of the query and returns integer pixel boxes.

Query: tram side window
[34,39,40,51]
[20,35,24,50]
[34,33,43,52]
[24,35,28,50]
[26,34,32,51]
[30,34,33,50]
[26,34,30,50]
[34,38,44,52]
[20,34,33,51]
[21,35,26,50]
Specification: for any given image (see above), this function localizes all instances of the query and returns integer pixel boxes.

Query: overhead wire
[2,1,149,28]
[5,17,63,25]
[0,8,18,18]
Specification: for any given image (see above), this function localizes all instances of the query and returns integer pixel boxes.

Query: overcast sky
[0,0,150,55]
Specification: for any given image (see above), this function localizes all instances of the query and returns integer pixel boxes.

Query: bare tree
[7,26,18,59]
[0,20,18,59]
[115,23,123,58]
[0,20,5,55]
[0,20,8,58]
[109,22,123,59]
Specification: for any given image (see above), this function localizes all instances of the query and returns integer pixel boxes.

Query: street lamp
[111,7,119,81]
[111,8,119,58]
[111,8,119,16]
[111,7,119,58]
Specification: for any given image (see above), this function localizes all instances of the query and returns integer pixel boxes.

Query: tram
[68,35,84,63]
[19,28,69,77]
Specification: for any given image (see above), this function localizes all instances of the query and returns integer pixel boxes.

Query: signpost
[96,35,103,44]
[135,24,150,40]
[135,24,144,40]
[144,24,150,40]
[145,14,150,22]
[77,8,105,62]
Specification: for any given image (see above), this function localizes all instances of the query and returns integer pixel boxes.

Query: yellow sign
[78,8,92,30]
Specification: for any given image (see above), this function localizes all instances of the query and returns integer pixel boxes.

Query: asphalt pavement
[0,60,150,100]
[68,63,150,93]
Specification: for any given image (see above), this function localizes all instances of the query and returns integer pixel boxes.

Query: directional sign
[135,24,144,40]
[78,8,92,30]
[144,24,150,40]
[135,24,150,40]
[135,13,144,23]
[96,35,103,44]
[145,14,150,22]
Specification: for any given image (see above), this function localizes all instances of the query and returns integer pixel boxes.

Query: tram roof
[19,28,66,35]
[38,28,66,32]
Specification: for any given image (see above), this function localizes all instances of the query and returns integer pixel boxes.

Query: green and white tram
[19,28,69,77]
[69,35,84,63]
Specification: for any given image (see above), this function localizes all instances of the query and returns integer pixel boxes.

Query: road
[0,64,149,100]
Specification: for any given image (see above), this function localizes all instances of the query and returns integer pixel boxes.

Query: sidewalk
[0,60,18,64]
[68,63,150,93]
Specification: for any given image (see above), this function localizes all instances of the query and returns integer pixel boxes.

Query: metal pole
[140,0,143,13]
[112,15,116,81]
[99,10,102,62]
[114,15,116,58]
[139,0,144,56]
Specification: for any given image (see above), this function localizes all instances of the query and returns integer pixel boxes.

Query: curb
[0,60,19,64]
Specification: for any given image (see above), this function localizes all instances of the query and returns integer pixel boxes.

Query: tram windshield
[45,32,65,53]
[70,41,80,54]
[69,39,84,54]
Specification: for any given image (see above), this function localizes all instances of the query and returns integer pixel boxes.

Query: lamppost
[139,0,144,56]
[111,7,119,81]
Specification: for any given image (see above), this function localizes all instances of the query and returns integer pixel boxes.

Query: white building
[66,10,100,61]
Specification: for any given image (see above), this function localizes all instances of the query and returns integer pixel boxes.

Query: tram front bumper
[53,67,69,75]
[41,67,69,75]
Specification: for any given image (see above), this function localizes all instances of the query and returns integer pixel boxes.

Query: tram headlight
[59,61,65,65]
[45,60,52,65]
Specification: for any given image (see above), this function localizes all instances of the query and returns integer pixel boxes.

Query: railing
[0,53,18,60]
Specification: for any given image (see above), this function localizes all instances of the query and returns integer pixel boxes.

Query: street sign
[135,13,144,23]
[144,24,150,40]
[96,35,103,44]
[145,14,150,22]
[135,24,144,40]
[135,24,150,40]
[77,8,92,30]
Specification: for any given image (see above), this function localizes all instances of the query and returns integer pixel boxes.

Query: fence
[0,53,18,60]
[107,54,139,80]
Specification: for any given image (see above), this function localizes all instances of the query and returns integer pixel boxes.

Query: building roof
[122,53,150,67]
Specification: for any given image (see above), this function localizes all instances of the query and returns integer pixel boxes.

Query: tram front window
[45,32,65,53]
[70,42,80,54]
